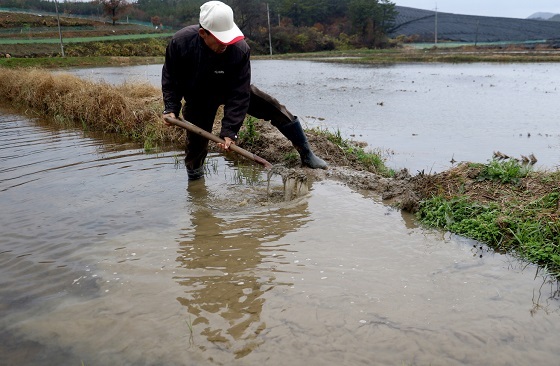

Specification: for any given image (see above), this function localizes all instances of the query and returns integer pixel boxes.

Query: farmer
[161,0,327,180]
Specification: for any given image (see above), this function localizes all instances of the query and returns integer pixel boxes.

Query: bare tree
[230,0,266,38]
[98,0,131,26]
[151,15,161,28]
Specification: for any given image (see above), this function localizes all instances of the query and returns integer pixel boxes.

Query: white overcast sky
[393,0,560,19]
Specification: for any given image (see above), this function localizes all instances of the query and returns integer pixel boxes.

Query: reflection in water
[176,180,306,358]
[531,273,560,316]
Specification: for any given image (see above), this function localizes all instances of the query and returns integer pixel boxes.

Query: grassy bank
[3,46,560,69]
[0,55,164,68]
[0,67,178,150]
[413,161,560,277]
[265,46,560,64]
[3,36,560,68]
[0,37,168,67]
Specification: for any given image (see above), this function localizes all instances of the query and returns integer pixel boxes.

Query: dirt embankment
[0,12,151,35]
[225,119,422,210]
[235,119,559,218]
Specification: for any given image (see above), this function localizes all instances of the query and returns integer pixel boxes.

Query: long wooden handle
[164,116,273,170]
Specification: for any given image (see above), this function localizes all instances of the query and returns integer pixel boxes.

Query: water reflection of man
[161,1,327,181]
[175,180,306,358]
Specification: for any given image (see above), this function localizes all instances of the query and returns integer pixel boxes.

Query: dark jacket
[161,25,251,140]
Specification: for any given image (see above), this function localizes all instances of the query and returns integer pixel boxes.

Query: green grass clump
[237,116,260,145]
[418,194,560,274]
[314,127,394,177]
[418,195,503,244]
[478,158,530,184]
[417,159,560,277]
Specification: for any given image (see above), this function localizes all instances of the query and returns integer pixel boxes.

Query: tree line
[3,0,398,53]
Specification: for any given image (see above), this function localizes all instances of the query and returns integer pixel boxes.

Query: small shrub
[238,116,260,145]
[312,127,392,176]
[477,158,531,184]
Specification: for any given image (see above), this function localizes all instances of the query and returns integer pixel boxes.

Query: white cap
[200,1,244,45]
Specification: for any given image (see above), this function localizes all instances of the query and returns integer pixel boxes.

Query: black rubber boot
[277,117,328,169]
[184,131,209,181]
[187,166,205,181]
[185,150,207,181]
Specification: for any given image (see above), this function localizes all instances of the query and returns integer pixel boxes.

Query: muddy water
[2,108,560,366]
[70,61,560,173]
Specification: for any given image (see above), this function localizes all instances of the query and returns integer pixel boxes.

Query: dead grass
[0,67,183,145]
[0,67,367,168]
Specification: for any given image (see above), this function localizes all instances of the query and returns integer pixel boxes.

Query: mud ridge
[220,119,420,211]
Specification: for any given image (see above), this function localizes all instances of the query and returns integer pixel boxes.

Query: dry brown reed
[0,67,185,147]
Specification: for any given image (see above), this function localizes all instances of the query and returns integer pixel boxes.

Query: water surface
[1,109,560,365]
[70,61,560,173]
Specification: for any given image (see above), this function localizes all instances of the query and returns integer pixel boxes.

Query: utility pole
[267,3,273,57]
[475,20,480,46]
[54,0,65,57]
[434,3,438,45]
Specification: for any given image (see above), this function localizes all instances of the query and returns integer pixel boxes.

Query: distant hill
[391,6,560,43]
[528,12,558,20]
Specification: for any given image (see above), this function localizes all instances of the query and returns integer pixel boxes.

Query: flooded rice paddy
[70,60,560,173]
[2,62,560,365]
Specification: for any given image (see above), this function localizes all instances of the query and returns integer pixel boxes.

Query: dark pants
[183,85,294,170]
